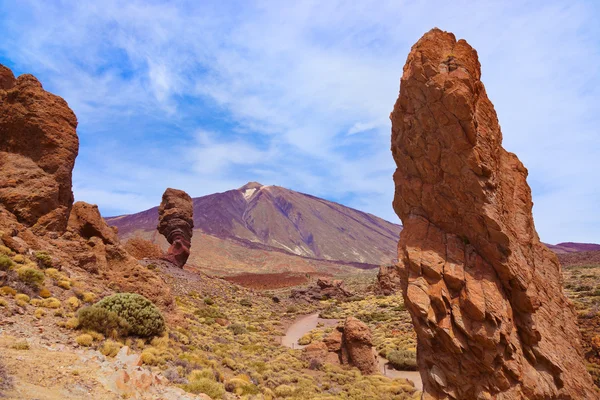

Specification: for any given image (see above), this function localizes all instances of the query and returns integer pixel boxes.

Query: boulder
[341,317,377,375]
[157,188,194,267]
[68,202,119,244]
[0,65,78,233]
[391,28,596,398]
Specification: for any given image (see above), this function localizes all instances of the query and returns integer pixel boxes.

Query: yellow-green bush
[183,377,225,398]
[95,293,165,337]
[0,255,13,271]
[17,267,44,288]
[77,306,130,337]
[76,334,93,347]
[34,251,53,269]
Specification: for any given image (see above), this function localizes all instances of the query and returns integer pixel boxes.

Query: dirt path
[282,312,423,390]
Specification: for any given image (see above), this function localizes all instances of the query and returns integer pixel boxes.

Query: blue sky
[0,0,598,244]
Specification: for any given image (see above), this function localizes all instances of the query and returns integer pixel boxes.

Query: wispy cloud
[0,0,598,243]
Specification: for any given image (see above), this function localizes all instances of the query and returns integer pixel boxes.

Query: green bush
[77,306,131,337]
[239,298,252,307]
[203,297,214,306]
[34,251,53,269]
[0,255,13,271]
[183,378,225,398]
[94,293,165,337]
[228,323,247,335]
[17,267,44,288]
[194,307,225,319]
[386,349,417,371]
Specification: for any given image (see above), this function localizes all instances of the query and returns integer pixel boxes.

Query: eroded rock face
[342,317,377,375]
[68,202,119,245]
[391,29,596,399]
[157,188,194,268]
[303,319,377,375]
[377,265,401,296]
[0,64,78,233]
[290,278,353,302]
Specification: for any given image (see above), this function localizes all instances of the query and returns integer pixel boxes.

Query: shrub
[17,267,44,288]
[183,377,225,398]
[274,384,295,397]
[42,298,61,309]
[239,298,252,307]
[34,251,53,269]
[14,293,30,304]
[194,307,225,319]
[12,255,24,264]
[0,286,16,296]
[34,308,46,319]
[77,306,130,337]
[386,349,417,371]
[82,292,96,303]
[203,297,214,306]
[228,323,247,335]
[11,340,29,350]
[76,334,93,347]
[0,255,13,271]
[95,293,165,337]
[100,340,122,357]
[66,296,80,310]
[57,280,71,290]
[39,288,52,298]
[0,299,7,307]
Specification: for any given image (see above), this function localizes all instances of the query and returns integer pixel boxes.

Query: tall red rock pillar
[157,188,194,268]
[391,29,597,399]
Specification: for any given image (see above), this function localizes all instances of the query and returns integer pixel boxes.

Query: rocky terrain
[390,28,597,398]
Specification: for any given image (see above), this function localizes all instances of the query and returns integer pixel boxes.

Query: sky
[0,0,598,244]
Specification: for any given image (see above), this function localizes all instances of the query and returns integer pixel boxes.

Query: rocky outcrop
[157,188,193,268]
[291,278,353,302]
[0,64,78,233]
[304,318,377,375]
[341,317,377,375]
[377,265,401,295]
[391,29,596,398]
[68,202,119,245]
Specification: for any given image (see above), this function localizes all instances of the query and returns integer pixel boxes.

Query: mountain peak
[238,181,264,191]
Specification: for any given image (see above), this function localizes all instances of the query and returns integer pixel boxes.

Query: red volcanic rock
[0,64,78,233]
[391,29,596,398]
[341,317,377,375]
[291,278,353,302]
[157,188,194,268]
[377,264,401,295]
[68,202,119,244]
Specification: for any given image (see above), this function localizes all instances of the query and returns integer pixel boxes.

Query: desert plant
[76,334,93,347]
[77,306,131,337]
[228,323,247,335]
[34,251,53,269]
[386,349,417,371]
[95,293,165,337]
[183,377,225,398]
[240,298,252,307]
[17,267,44,288]
[0,255,13,271]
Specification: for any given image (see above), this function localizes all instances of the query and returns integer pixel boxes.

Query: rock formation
[304,317,377,375]
[377,265,401,295]
[391,29,596,399]
[157,188,194,268]
[291,278,353,302]
[0,64,79,233]
[68,202,119,245]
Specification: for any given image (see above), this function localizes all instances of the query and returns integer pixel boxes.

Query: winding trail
[282,313,423,391]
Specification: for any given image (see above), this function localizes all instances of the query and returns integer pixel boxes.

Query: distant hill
[544,242,600,254]
[106,182,402,275]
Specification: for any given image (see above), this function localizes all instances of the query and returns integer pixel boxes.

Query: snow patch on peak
[243,188,257,200]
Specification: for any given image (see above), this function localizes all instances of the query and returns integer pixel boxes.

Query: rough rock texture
[157,188,194,268]
[303,319,377,374]
[68,202,119,245]
[377,264,402,295]
[391,28,596,399]
[341,317,377,375]
[0,64,78,233]
[290,278,353,302]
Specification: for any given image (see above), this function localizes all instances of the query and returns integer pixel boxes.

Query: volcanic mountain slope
[545,242,600,254]
[107,182,403,273]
